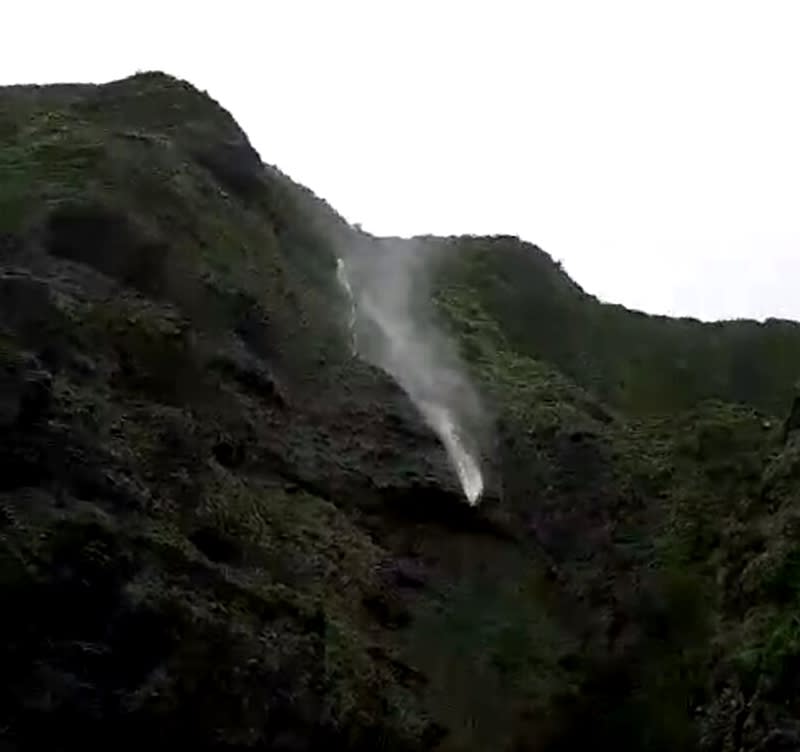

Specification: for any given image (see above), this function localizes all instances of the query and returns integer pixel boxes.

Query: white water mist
[417,400,484,504]
[335,244,485,505]
[336,257,358,355]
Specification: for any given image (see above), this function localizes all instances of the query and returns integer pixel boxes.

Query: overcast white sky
[4,1,799,321]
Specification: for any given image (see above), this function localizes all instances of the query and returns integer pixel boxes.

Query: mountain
[1,71,800,751]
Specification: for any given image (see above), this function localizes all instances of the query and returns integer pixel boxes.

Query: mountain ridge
[1,70,800,751]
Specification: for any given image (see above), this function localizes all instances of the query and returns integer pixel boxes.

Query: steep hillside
[1,71,799,752]
[426,234,800,415]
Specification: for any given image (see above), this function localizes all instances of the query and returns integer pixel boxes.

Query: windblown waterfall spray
[335,243,485,505]
[417,401,484,505]
[336,258,358,355]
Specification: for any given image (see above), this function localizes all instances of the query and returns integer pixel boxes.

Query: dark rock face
[44,203,169,293]
[0,231,23,257]
[782,394,800,443]
[192,138,265,199]
[0,71,799,752]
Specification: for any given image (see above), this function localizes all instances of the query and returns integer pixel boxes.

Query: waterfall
[417,400,484,505]
[336,257,358,355]
[335,254,484,505]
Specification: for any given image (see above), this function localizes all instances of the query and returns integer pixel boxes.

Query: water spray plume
[418,401,484,505]
[336,258,358,355]
[336,250,485,505]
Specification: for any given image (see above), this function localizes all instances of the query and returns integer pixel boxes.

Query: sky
[3,1,800,322]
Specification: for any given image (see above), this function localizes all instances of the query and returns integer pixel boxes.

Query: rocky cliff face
[1,72,800,751]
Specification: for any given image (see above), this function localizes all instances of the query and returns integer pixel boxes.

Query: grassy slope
[1,71,800,752]
[431,241,800,748]
[430,234,800,415]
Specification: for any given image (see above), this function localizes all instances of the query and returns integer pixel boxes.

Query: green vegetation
[1,71,800,751]
[431,234,800,415]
